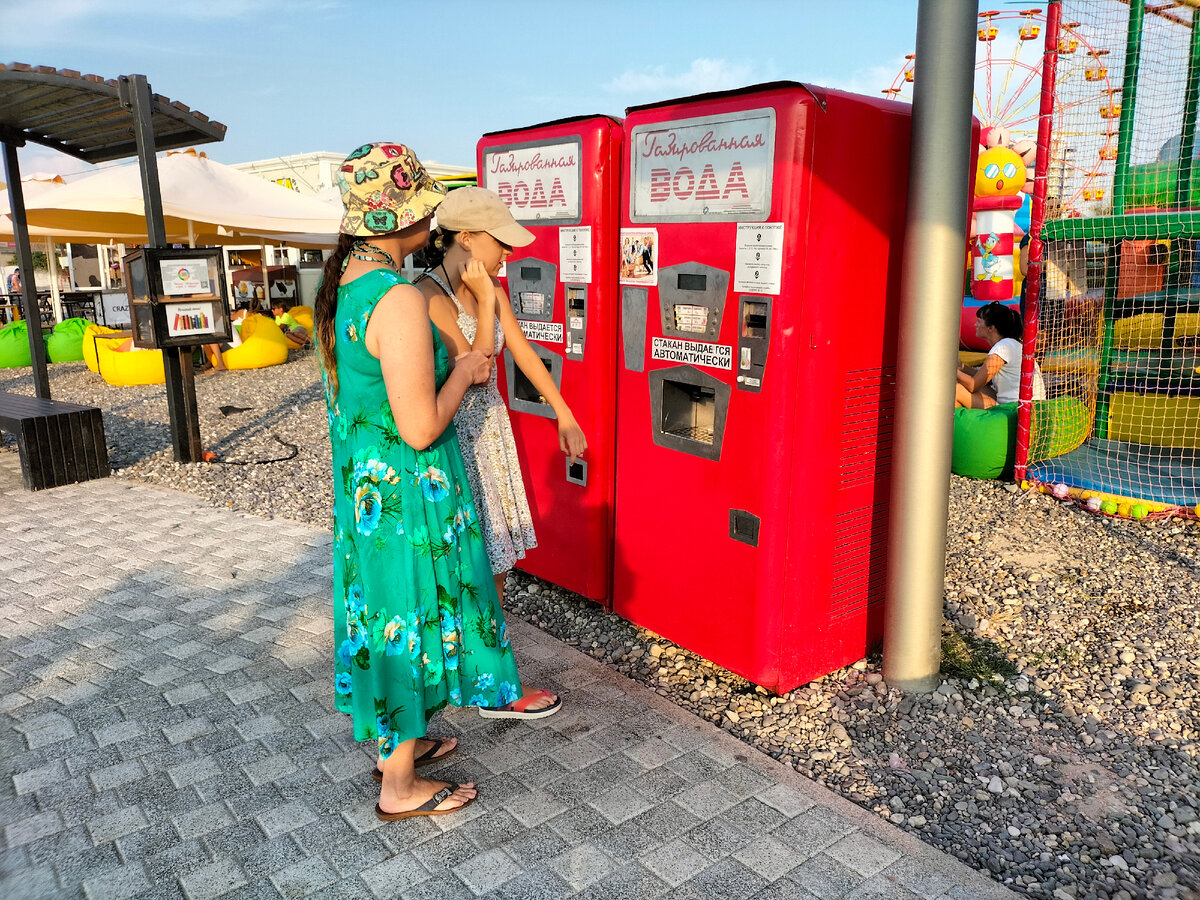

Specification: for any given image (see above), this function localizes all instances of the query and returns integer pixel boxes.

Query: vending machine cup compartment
[649,365,730,461]
[504,344,563,418]
[622,287,648,372]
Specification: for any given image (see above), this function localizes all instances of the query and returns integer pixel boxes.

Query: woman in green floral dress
[316,143,523,820]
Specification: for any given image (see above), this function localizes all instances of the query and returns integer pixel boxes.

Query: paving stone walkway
[0,456,1016,899]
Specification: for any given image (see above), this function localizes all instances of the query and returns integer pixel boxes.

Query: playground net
[1023,0,1200,517]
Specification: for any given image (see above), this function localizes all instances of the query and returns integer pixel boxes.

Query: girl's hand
[460,258,495,307]
[557,413,587,464]
[455,350,492,385]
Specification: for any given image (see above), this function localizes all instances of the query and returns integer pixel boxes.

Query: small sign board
[123,246,232,349]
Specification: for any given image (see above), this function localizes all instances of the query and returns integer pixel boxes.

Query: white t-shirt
[989,337,1046,404]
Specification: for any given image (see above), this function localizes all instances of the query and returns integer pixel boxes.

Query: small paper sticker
[620,228,658,287]
[651,337,732,370]
[160,258,211,296]
[519,320,564,344]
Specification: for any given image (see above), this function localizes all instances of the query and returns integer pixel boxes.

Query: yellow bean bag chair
[83,324,121,374]
[97,337,166,387]
[218,313,289,370]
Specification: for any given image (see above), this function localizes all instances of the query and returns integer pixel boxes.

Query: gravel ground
[3,356,1199,900]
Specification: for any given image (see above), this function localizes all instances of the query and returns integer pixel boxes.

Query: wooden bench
[0,392,109,491]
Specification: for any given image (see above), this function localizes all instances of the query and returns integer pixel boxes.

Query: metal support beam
[882,0,979,692]
[2,140,51,399]
[118,74,202,463]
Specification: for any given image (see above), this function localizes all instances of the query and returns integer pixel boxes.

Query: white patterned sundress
[420,270,537,575]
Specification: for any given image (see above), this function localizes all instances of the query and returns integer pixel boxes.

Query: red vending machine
[613,82,913,692]
[478,115,623,602]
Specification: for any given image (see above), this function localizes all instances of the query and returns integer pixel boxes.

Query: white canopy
[19,149,342,244]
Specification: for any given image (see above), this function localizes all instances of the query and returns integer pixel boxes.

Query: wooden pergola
[1,63,226,461]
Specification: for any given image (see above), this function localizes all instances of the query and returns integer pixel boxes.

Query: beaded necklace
[346,240,398,272]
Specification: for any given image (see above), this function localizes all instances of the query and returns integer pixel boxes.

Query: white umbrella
[21,149,342,242]
[1,175,144,320]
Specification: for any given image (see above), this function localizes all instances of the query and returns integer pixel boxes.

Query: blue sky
[1,0,924,179]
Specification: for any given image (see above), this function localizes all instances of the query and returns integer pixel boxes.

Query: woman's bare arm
[496,285,587,461]
[366,283,488,449]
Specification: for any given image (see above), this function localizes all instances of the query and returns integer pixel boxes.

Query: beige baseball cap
[436,186,535,248]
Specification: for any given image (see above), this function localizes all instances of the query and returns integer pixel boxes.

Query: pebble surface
[3,356,1199,900]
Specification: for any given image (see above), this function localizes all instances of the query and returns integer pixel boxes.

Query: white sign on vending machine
[484,141,581,223]
[559,226,592,283]
[733,223,785,294]
[630,110,776,221]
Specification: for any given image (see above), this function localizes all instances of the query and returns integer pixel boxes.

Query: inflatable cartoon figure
[970,144,1028,301]
[976,232,1004,283]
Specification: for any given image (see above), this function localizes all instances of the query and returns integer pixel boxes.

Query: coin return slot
[661,380,716,445]
[513,356,554,405]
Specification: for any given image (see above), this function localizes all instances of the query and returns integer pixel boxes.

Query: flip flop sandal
[372,736,457,783]
[478,688,562,720]
[374,783,476,821]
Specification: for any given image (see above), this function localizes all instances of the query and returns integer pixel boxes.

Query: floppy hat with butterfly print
[336,142,446,237]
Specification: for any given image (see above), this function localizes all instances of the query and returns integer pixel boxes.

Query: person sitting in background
[271,299,309,347]
[6,269,21,295]
[955,301,1046,409]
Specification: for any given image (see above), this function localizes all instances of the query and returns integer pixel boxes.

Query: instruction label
[519,320,564,344]
[734,223,784,294]
[651,337,732,370]
[559,226,592,283]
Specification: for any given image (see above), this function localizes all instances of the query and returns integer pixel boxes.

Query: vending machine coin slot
[648,365,730,461]
[504,344,563,419]
[659,262,729,341]
[506,257,557,322]
[735,296,772,393]
[565,285,587,361]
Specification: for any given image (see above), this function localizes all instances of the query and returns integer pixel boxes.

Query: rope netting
[1021,0,1200,518]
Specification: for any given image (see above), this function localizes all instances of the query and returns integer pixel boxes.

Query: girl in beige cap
[417,186,587,719]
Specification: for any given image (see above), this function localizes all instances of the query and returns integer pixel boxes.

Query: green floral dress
[321,268,522,758]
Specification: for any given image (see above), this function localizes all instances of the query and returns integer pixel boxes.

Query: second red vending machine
[478,116,623,602]
[613,82,913,692]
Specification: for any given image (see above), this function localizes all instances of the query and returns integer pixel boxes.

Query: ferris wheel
[882,8,1121,216]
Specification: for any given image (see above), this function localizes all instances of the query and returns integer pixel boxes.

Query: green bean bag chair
[1028,396,1091,462]
[952,402,1018,480]
[0,320,34,369]
[46,317,93,363]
